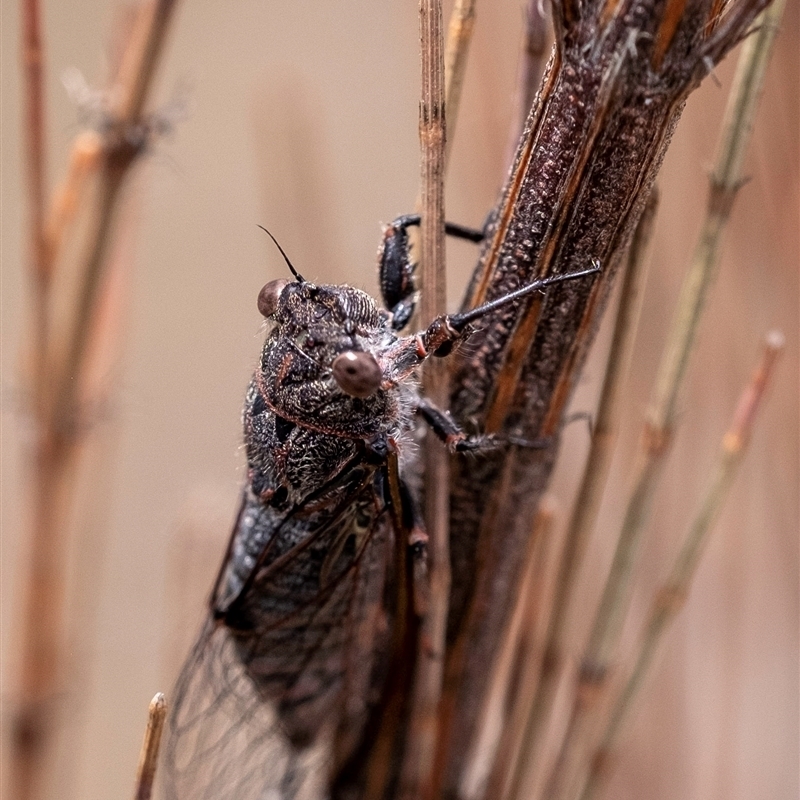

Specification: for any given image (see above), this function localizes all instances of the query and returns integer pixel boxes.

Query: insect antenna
[257,224,306,283]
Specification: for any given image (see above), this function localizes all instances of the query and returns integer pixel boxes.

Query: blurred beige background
[1,1,797,799]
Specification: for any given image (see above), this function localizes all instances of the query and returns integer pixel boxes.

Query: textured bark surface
[433,0,770,790]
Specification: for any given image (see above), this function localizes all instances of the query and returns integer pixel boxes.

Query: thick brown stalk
[12,3,180,799]
[536,3,785,796]
[506,187,658,799]
[432,0,771,792]
[400,2,449,798]
[504,0,551,169]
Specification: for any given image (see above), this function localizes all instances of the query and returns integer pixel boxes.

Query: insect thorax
[246,281,419,507]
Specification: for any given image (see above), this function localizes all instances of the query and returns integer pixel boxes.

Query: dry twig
[133,693,168,800]
[506,188,659,800]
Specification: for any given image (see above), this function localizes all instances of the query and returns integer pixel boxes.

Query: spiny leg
[378,214,485,330]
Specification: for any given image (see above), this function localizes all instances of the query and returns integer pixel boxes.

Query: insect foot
[378,214,485,330]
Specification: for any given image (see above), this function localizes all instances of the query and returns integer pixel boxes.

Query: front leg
[378,214,485,331]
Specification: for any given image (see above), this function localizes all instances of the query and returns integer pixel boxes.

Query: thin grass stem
[133,693,168,800]
[399,3,449,798]
[577,331,784,800]
[410,0,475,294]
[538,4,787,797]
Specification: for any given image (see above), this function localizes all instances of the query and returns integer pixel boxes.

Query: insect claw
[506,433,552,449]
[409,526,428,551]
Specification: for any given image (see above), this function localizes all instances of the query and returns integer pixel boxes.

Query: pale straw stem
[577,332,784,800]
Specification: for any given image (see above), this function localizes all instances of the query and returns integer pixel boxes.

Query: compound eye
[332,351,382,398]
[257,279,290,318]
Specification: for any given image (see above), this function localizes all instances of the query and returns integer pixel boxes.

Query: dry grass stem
[538,5,786,797]
[506,188,659,800]
[21,0,48,377]
[410,0,476,283]
[443,0,477,169]
[12,2,180,799]
[504,0,551,169]
[476,502,557,800]
[400,2,449,798]
[649,0,786,444]
[577,331,784,800]
[50,0,180,420]
[133,693,168,800]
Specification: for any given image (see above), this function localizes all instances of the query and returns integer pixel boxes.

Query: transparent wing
[163,620,329,800]
[161,495,395,800]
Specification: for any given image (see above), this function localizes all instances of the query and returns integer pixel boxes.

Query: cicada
[161,218,598,800]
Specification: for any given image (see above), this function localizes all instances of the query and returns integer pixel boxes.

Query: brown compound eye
[257,279,290,318]
[332,351,382,398]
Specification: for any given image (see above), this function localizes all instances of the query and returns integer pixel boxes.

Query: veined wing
[162,475,397,800]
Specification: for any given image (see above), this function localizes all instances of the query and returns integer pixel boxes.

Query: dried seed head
[332,351,382,398]
[257,279,289,318]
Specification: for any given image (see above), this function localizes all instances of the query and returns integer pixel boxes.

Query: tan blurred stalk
[443,0,477,169]
[132,692,167,800]
[12,2,180,799]
[400,3,449,798]
[578,331,784,800]
[20,0,48,382]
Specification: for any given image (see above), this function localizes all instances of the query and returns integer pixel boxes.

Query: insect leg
[381,263,602,392]
[418,398,562,452]
[416,398,488,452]
[378,214,485,330]
[507,412,595,449]
[388,214,485,243]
